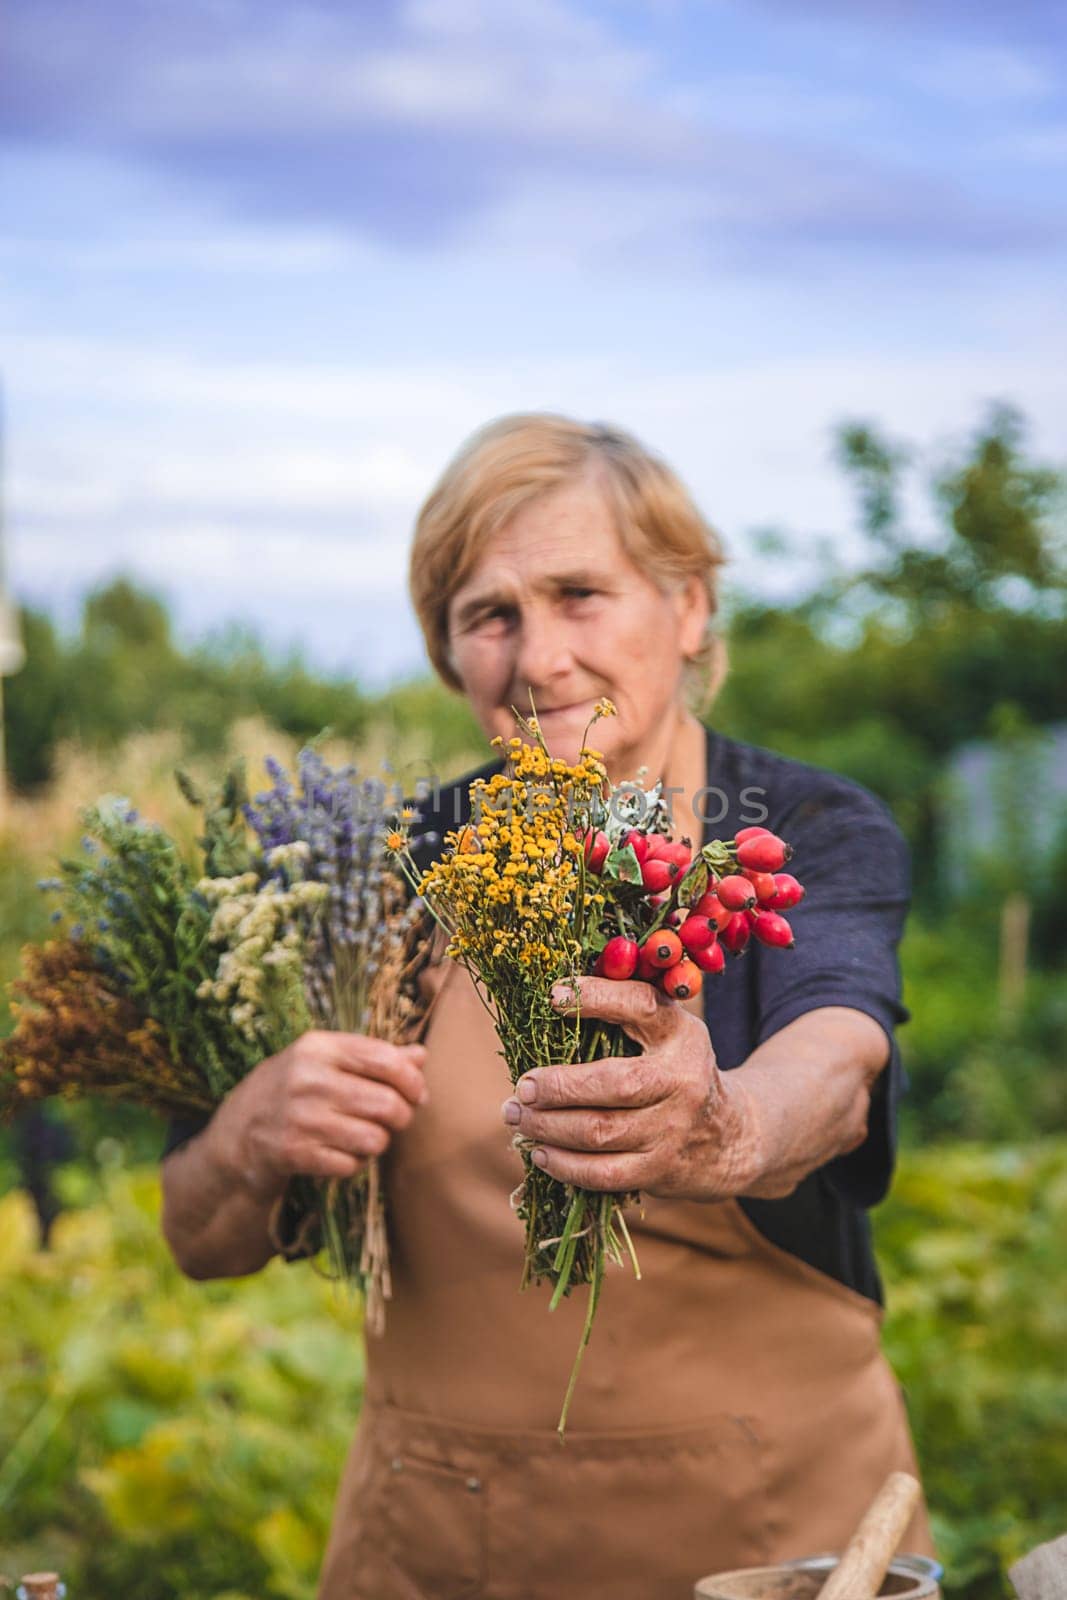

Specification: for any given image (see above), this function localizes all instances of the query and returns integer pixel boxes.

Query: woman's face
[445,472,709,777]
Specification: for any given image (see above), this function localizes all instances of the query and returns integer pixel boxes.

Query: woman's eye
[475,606,512,628]
[563,587,597,601]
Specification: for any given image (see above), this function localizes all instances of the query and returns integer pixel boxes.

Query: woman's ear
[672,575,710,659]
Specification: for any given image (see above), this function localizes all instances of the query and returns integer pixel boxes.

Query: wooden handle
[814,1472,921,1600]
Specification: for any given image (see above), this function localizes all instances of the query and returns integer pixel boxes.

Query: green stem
[556,1194,609,1438]
[549,1189,587,1309]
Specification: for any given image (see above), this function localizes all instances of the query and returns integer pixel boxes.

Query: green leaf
[602,844,642,885]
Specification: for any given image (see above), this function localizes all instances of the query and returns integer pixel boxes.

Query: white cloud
[8,332,1066,684]
[2,335,491,427]
[0,225,354,277]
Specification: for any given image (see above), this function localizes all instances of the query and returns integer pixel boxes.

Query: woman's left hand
[500,975,760,1200]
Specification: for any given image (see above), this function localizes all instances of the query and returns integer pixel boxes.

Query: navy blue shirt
[163,724,912,1304]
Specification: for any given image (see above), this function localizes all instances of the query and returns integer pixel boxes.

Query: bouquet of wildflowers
[390,700,805,1430]
[0,753,432,1325]
[241,750,434,1326]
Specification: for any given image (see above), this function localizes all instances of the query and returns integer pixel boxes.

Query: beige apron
[317,954,936,1600]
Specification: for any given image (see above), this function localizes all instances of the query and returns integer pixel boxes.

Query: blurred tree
[3,609,67,788]
[3,582,372,783]
[716,405,1067,904]
[83,579,172,651]
[837,403,1064,620]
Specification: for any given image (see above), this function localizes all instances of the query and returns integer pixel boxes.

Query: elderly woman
[161,415,936,1599]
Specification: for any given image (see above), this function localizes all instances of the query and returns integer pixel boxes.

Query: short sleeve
[753,780,913,1208]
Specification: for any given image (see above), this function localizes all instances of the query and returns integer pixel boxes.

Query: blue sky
[2,0,1065,684]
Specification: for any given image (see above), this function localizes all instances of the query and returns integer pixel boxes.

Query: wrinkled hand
[210,1030,429,1201]
[500,976,757,1201]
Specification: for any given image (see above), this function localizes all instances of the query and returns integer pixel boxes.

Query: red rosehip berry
[768,873,805,911]
[693,891,732,931]
[662,958,703,1000]
[692,938,725,974]
[639,864,671,902]
[640,929,683,969]
[679,914,716,952]
[721,912,752,954]
[736,833,792,873]
[636,948,662,981]
[622,828,651,864]
[641,858,674,894]
[742,869,779,905]
[716,874,757,912]
[735,825,771,845]
[750,911,795,948]
[661,839,693,872]
[599,935,639,980]
[583,829,610,873]
[646,837,690,876]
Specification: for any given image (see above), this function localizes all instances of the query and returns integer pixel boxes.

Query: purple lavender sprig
[245,748,432,1326]
[245,749,418,1032]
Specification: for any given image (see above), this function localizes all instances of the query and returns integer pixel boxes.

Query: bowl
[694,1553,942,1600]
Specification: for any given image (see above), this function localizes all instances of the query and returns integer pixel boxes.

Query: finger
[503,1102,652,1154]
[325,1034,429,1105]
[513,1054,666,1112]
[550,976,674,1047]
[529,1144,649,1192]
[311,1111,393,1160]
[297,1146,365,1181]
[330,1076,418,1132]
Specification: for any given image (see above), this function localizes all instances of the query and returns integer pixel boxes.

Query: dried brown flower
[0,940,213,1124]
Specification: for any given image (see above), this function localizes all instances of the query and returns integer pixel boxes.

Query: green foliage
[356,674,485,778]
[1,1149,1063,1597]
[3,588,371,791]
[899,918,1067,1143]
[874,1141,1067,1599]
[716,405,1067,905]
[4,611,67,788]
[0,842,52,1030]
[0,403,1064,1592]
[48,801,267,1096]
[0,1168,363,1600]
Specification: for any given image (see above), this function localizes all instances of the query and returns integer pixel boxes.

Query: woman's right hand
[207,1031,430,1201]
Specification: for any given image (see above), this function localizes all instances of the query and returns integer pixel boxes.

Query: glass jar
[16,1576,67,1600]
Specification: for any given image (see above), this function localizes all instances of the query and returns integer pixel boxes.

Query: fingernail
[502,1098,521,1125]
[517,1075,538,1103]
[550,983,574,1007]
[532,1148,548,1169]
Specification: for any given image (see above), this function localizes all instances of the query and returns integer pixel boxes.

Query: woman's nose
[514,611,574,689]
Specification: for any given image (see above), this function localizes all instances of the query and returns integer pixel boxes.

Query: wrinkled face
[445,473,709,777]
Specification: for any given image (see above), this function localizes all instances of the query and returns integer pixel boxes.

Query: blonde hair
[409,412,729,713]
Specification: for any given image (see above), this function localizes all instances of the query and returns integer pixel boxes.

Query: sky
[2,0,1065,685]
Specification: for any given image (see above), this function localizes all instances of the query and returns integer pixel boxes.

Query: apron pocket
[484,1412,771,1600]
[330,1404,769,1600]
[385,1449,487,1600]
